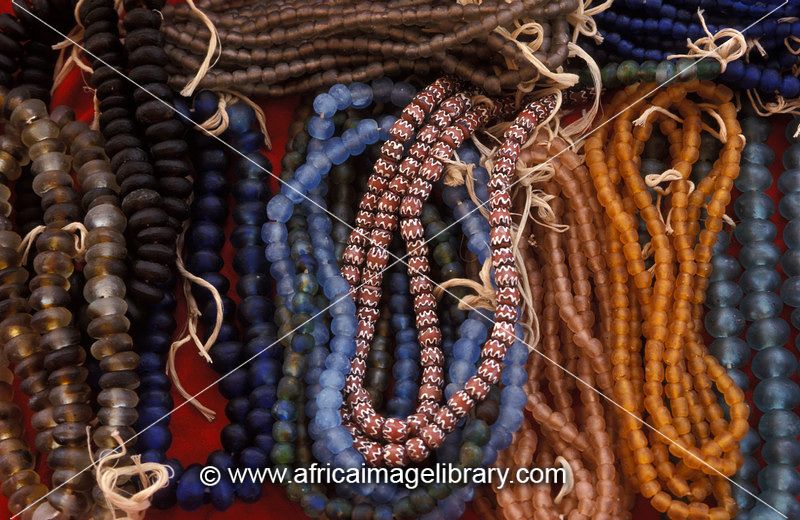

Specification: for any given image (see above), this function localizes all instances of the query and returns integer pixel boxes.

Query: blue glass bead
[741,292,782,321]
[140,372,171,391]
[342,128,366,155]
[188,251,223,274]
[759,410,800,439]
[323,137,349,165]
[193,91,219,120]
[746,317,790,350]
[196,171,227,196]
[219,370,248,398]
[762,438,800,465]
[308,116,335,140]
[240,153,272,179]
[754,377,800,411]
[225,397,250,423]
[190,222,225,250]
[221,424,249,453]
[710,337,749,368]
[370,77,393,102]
[378,115,395,139]
[209,341,242,372]
[739,455,761,480]
[390,81,415,107]
[706,280,743,307]
[271,400,297,421]
[784,143,800,169]
[732,478,758,511]
[253,433,274,455]
[175,465,205,510]
[137,406,170,429]
[356,119,380,144]
[778,168,800,194]
[250,384,277,410]
[266,194,293,223]
[783,76,800,99]
[781,274,800,306]
[349,82,373,109]
[193,196,226,223]
[742,143,775,166]
[785,219,800,250]
[231,225,261,249]
[245,408,274,433]
[139,424,172,453]
[234,178,268,203]
[140,390,172,409]
[295,164,322,190]
[741,266,782,293]
[313,93,337,118]
[329,84,353,109]
[333,447,362,469]
[233,131,262,154]
[226,104,255,134]
[704,307,745,337]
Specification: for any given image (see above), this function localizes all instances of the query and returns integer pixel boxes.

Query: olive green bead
[276,376,302,400]
[696,58,721,80]
[325,498,353,520]
[676,58,697,81]
[601,63,619,89]
[638,60,658,83]
[393,497,416,519]
[616,60,639,85]
[463,420,491,445]
[459,441,483,467]
[427,480,452,500]
[270,442,295,464]
[409,489,436,514]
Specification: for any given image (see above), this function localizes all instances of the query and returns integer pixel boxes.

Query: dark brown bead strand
[11,98,95,519]
[162,0,579,95]
[122,0,192,303]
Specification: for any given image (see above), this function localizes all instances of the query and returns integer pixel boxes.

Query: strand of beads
[11,98,96,518]
[0,90,51,519]
[734,115,800,520]
[585,80,747,520]
[162,0,583,96]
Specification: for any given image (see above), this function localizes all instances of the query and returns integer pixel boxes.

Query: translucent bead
[735,218,776,244]
[779,194,800,219]
[778,168,800,194]
[746,317,790,350]
[727,368,750,390]
[313,93,337,118]
[266,194,293,223]
[322,137,348,165]
[709,254,741,280]
[741,292,782,321]
[740,242,780,268]
[349,82,373,109]
[753,377,800,411]
[85,204,126,232]
[706,280,743,307]
[709,337,749,368]
[329,84,352,110]
[741,266,781,293]
[307,116,335,140]
[390,82,415,107]
[741,142,775,166]
[762,438,800,465]
[735,162,772,192]
[704,307,745,337]
[758,464,800,495]
[226,104,255,134]
[782,143,800,169]
[10,98,47,127]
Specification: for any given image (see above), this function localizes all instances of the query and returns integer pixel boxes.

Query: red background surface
[4,1,793,518]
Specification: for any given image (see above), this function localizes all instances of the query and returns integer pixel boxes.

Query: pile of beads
[586,1,800,98]
[585,80,748,520]
[162,0,584,96]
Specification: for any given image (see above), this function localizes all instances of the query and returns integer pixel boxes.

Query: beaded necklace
[585,80,747,520]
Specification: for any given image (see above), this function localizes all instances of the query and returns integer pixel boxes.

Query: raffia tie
[92,430,172,520]
[747,89,800,138]
[434,257,496,311]
[198,90,273,150]
[18,223,88,264]
[179,0,221,97]
[567,0,612,44]
[166,225,224,421]
[494,26,579,91]
[667,9,746,73]
[560,43,601,140]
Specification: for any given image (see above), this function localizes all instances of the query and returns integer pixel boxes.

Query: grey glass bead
[746,317,791,350]
[741,117,772,144]
[709,255,741,281]
[784,219,800,250]
[710,337,749,368]
[742,142,775,166]
[779,195,800,220]
[750,490,800,519]
[704,307,746,337]
[777,168,800,194]
[706,280,743,307]
[780,275,800,307]
[752,348,797,379]
[727,368,750,391]
[735,162,772,193]
[732,478,757,511]
[740,292,782,321]
[84,204,126,232]
[758,464,800,495]
[741,266,782,293]
[735,218,777,245]
[712,231,731,254]
[762,438,800,465]
[736,191,775,220]
[738,455,761,480]
[782,142,800,169]
[740,429,762,454]
[754,377,800,411]
[792,308,800,329]
[740,242,780,269]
